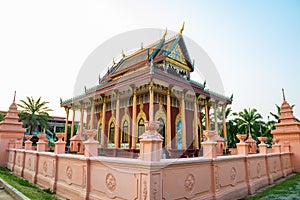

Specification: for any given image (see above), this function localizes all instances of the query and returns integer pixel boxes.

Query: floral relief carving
[152,181,158,200]
[43,161,47,174]
[106,173,116,192]
[230,167,237,186]
[66,166,72,179]
[184,174,195,192]
[142,181,147,200]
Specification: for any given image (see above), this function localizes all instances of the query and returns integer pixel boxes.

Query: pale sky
[0,0,299,120]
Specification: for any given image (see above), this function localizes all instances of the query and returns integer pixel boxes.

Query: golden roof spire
[179,22,185,35]
[113,58,116,65]
[282,88,286,101]
[122,49,125,58]
[141,42,144,50]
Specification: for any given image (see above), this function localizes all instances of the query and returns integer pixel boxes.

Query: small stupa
[245,127,257,154]
[69,124,86,154]
[0,92,26,166]
[271,89,300,172]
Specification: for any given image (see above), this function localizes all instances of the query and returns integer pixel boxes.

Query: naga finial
[122,49,125,58]
[162,27,167,39]
[282,88,286,101]
[13,91,16,103]
[113,58,116,65]
[180,22,185,35]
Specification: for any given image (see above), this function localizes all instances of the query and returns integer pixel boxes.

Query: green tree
[233,108,263,137]
[0,112,4,122]
[17,97,52,135]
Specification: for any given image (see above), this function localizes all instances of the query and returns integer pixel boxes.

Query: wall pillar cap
[139,121,163,142]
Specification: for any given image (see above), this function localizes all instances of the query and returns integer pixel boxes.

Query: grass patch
[247,173,300,199]
[0,167,58,200]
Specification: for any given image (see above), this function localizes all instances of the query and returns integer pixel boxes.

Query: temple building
[60,26,232,157]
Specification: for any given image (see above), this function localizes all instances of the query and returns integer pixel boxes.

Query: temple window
[158,118,165,147]
[122,120,129,144]
[138,118,145,142]
[109,122,115,145]
[177,120,182,149]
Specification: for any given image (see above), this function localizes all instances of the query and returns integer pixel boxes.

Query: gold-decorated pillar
[222,104,228,146]
[181,91,186,149]
[213,102,218,134]
[205,99,210,130]
[166,88,172,149]
[194,96,199,149]
[89,98,95,129]
[70,108,75,138]
[64,107,70,135]
[114,91,120,148]
[101,96,107,147]
[79,102,84,136]
[131,88,137,149]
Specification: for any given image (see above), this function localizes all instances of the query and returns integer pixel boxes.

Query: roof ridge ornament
[162,27,167,40]
[141,42,143,50]
[113,58,116,65]
[122,49,125,58]
[282,88,286,101]
[179,22,185,35]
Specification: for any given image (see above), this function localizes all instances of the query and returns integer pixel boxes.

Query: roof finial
[180,22,185,35]
[13,91,16,103]
[162,27,167,39]
[282,88,286,101]
[141,42,144,50]
[122,49,125,58]
[113,58,116,65]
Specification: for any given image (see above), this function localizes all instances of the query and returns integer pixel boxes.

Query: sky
[0,0,299,120]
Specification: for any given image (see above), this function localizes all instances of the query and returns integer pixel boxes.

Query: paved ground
[0,188,14,200]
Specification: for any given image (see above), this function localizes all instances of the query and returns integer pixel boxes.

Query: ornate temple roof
[61,28,232,106]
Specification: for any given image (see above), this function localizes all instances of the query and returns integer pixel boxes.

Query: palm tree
[233,108,263,137]
[18,97,52,135]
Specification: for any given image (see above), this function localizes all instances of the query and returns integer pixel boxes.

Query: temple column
[114,91,120,148]
[222,104,228,146]
[101,96,107,147]
[166,88,172,149]
[181,91,186,149]
[199,103,203,147]
[70,109,75,138]
[79,102,84,136]
[64,107,69,135]
[205,99,210,130]
[131,88,137,149]
[213,102,218,134]
[149,82,154,122]
[89,98,95,129]
[194,96,199,149]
